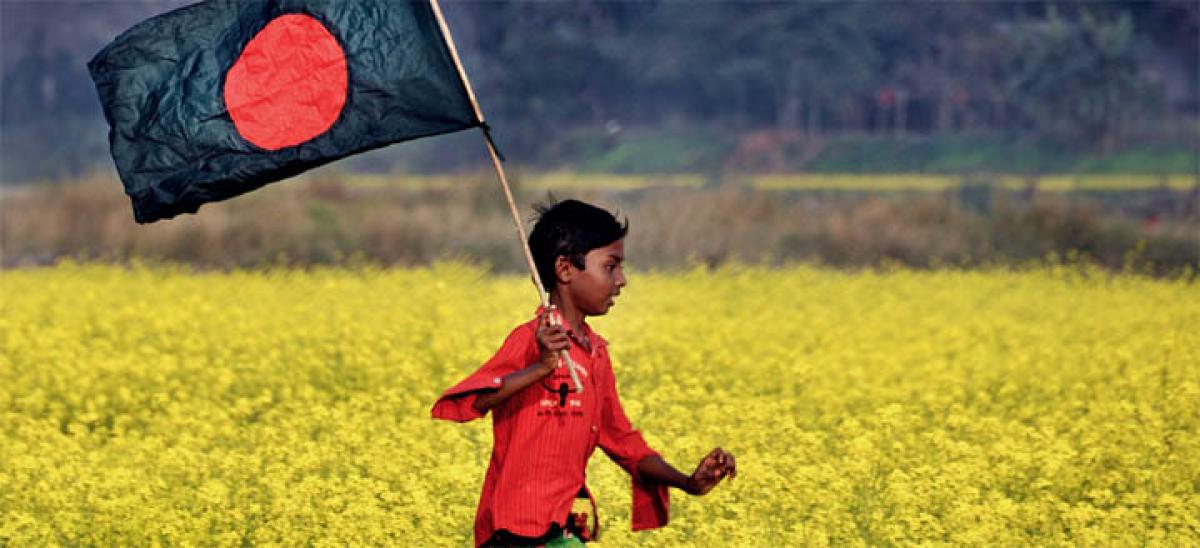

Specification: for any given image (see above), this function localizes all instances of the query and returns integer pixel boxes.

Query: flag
[88,0,480,223]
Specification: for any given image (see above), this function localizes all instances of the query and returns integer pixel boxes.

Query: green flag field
[1,262,1197,545]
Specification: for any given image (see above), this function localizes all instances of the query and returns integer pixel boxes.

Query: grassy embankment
[1,172,1197,274]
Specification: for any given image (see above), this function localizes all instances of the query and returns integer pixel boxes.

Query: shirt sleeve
[596,363,670,531]
[430,323,538,423]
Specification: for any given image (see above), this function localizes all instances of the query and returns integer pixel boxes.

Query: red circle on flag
[224,14,348,151]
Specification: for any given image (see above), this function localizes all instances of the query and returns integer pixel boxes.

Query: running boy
[431,199,737,547]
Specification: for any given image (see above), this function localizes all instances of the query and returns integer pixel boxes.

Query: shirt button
[493,377,502,384]
[591,425,598,432]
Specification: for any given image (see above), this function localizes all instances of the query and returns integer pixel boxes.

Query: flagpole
[429,0,584,393]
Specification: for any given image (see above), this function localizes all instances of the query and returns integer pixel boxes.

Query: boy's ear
[554,255,575,285]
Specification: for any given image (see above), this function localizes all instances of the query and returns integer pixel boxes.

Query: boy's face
[558,239,626,316]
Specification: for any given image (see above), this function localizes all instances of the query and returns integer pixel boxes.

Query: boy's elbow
[471,396,493,415]
[431,393,490,422]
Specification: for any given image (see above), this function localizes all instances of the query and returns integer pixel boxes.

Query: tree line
[0,0,1196,182]
[456,1,1195,156]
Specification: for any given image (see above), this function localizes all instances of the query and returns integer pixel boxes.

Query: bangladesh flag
[88,0,481,223]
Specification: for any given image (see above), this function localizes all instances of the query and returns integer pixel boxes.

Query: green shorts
[543,533,585,547]
[482,527,587,547]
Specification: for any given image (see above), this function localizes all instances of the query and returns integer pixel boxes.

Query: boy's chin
[589,301,615,316]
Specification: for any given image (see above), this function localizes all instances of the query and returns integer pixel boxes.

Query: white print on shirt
[558,360,588,378]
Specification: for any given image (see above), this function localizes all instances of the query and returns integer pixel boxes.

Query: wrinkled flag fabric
[89,0,479,223]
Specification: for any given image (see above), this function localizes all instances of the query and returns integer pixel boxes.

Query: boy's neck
[548,290,585,335]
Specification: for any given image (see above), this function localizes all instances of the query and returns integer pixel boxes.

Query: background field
[2,172,1197,276]
[1,263,1197,545]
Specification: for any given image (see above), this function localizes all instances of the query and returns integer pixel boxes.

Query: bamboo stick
[428,0,583,393]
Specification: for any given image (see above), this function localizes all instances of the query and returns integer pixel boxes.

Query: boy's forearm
[472,362,554,415]
[636,455,693,493]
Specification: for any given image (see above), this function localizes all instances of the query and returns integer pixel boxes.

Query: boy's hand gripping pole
[543,306,584,392]
[430,0,583,393]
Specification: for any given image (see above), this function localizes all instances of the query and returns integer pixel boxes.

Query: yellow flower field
[1,262,1197,546]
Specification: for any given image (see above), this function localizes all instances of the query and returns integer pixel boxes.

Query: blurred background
[1,0,1197,273]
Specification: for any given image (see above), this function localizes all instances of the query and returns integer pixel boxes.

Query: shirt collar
[534,305,607,349]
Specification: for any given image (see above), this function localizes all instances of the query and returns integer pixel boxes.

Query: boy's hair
[528,198,628,293]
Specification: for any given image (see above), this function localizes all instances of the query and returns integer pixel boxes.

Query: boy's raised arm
[431,311,570,421]
[473,309,572,414]
[470,361,552,414]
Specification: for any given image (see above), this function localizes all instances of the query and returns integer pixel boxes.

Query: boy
[431,199,737,547]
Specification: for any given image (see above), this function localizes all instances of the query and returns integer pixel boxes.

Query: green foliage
[578,132,732,174]
[0,1,1195,182]
[798,134,1196,175]
[1005,7,1160,150]
[1073,149,1199,174]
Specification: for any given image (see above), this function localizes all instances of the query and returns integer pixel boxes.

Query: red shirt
[431,307,670,546]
